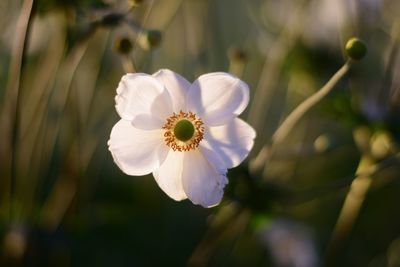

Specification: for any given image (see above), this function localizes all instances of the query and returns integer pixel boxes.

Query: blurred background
[1,0,400,266]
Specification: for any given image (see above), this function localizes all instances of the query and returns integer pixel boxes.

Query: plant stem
[250,61,351,174]
[246,2,304,136]
[272,61,351,145]
[325,154,375,264]
[0,0,34,221]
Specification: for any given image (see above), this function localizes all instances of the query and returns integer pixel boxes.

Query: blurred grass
[1,0,400,266]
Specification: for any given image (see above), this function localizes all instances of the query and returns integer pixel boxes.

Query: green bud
[114,37,133,54]
[146,30,162,48]
[345,37,367,60]
[174,120,195,141]
[138,29,162,50]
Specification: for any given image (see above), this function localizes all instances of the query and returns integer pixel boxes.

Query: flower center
[163,111,204,152]
[174,119,195,141]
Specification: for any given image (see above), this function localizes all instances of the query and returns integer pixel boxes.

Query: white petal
[115,73,173,124]
[182,150,228,208]
[131,114,163,130]
[153,69,191,112]
[198,145,227,174]
[186,72,249,126]
[152,150,187,201]
[201,118,256,169]
[108,120,168,176]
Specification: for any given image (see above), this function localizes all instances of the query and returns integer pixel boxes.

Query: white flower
[108,69,256,208]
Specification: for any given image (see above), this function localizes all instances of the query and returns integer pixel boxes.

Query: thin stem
[246,2,304,136]
[31,39,89,221]
[38,31,109,230]
[272,61,351,145]
[387,20,400,99]
[121,55,137,73]
[188,204,249,267]
[228,59,245,78]
[17,19,66,219]
[250,61,351,174]
[132,0,155,50]
[280,151,400,207]
[325,154,375,264]
[0,0,34,221]
[159,0,184,32]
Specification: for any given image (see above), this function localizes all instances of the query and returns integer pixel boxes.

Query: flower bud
[345,37,367,61]
[114,37,133,54]
[138,29,162,50]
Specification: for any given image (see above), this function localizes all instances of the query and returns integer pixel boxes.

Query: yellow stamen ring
[163,111,204,152]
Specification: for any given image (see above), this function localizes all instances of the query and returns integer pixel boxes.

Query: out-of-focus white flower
[303,0,383,47]
[108,69,256,208]
[259,219,319,267]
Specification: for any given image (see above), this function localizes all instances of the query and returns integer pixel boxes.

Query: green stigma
[174,119,195,142]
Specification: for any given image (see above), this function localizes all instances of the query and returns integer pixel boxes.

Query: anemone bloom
[108,69,256,207]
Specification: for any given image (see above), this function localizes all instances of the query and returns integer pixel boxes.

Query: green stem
[272,61,351,145]
[250,61,351,174]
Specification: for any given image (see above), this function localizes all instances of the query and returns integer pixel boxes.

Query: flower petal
[182,150,228,208]
[115,73,173,124]
[108,120,168,176]
[131,114,164,130]
[186,72,249,126]
[152,150,187,201]
[153,69,191,112]
[201,118,256,169]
